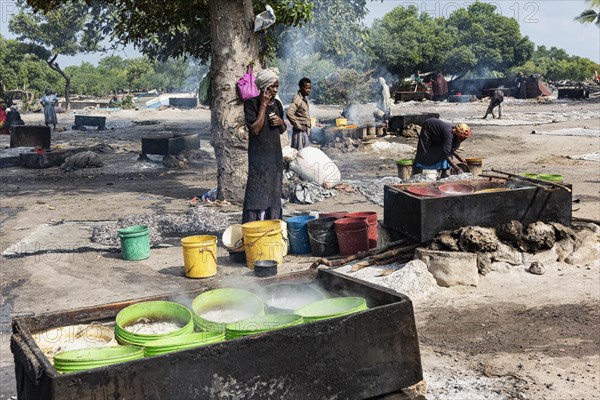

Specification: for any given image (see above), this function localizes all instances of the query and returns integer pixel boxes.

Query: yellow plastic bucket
[181,235,217,278]
[242,220,283,269]
[275,219,289,256]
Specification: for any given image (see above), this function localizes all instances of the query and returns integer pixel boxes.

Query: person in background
[109,94,119,107]
[374,77,392,124]
[40,89,58,129]
[7,104,25,131]
[482,88,504,119]
[514,72,527,99]
[242,68,286,224]
[412,118,471,178]
[431,72,448,102]
[286,77,312,150]
[0,103,7,135]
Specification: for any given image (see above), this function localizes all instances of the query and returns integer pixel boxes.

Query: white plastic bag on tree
[254,5,276,32]
[295,147,341,188]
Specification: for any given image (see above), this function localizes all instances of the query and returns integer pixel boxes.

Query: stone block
[565,229,599,266]
[491,242,523,265]
[415,248,479,287]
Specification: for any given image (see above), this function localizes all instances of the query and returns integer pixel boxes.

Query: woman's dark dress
[242,95,284,223]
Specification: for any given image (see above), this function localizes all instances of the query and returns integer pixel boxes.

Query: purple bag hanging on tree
[237,64,260,101]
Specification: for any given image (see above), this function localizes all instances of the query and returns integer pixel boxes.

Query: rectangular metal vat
[384,181,572,242]
[388,113,440,133]
[11,269,422,400]
[10,125,51,149]
[72,115,107,131]
[141,133,200,156]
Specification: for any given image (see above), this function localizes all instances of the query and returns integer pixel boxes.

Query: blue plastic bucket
[286,215,316,254]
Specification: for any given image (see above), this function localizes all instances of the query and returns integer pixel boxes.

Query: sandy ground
[0,97,599,399]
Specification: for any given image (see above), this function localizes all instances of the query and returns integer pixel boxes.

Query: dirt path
[0,99,598,399]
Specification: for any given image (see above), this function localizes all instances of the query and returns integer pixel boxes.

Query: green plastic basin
[191,288,266,332]
[252,283,325,314]
[225,314,304,339]
[143,332,225,357]
[54,345,143,373]
[396,159,414,166]
[519,173,539,179]
[294,297,368,322]
[115,301,194,346]
[537,173,563,183]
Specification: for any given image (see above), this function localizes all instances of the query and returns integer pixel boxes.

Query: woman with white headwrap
[242,68,287,223]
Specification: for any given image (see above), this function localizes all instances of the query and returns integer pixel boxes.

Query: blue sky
[1,0,599,66]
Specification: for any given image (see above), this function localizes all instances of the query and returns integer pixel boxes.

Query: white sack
[295,147,341,188]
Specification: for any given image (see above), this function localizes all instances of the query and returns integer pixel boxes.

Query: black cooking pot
[253,260,278,277]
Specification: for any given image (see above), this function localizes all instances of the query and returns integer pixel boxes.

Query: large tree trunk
[209,0,259,203]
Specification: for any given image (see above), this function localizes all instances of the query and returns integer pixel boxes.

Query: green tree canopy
[0,34,62,105]
[9,0,105,108]
[511,45,600,81]
[369,1,534,78]
[369,5,456,78]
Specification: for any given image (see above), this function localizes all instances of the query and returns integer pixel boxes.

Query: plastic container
[537,174,563,183]
[143,332,225,357]
[242,220,283,269]
[114,301,194,346]
[334,218,369,256]
[367,124,376,136]
[222,224,244,252]
[294,297,368,323]
[345,211,378,249]
[34,324,116,364]
[118,225,150,261]
[423,169,438,181]
[319,211,348,219]
[54,346,144,373]
[520,173,539,179]
[191,288,266,332]
[396,159,414,181]
[225,314,304,339]
[465,157,483,176]
[253,283,325,314]
[181,235,217,279]
[229,250,246,264]
[276,219,289,256]
[254,260,278,277]
[286,215,316,254]
[307,217,339,257]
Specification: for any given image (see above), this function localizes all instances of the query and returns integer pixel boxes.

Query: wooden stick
[371,244,419,261]
[309,240,415,270]
[491,168,572,192]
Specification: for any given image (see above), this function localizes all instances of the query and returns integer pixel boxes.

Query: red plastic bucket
[346,211,378,249]
[334,218,369,256]
[319,211,348,219]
